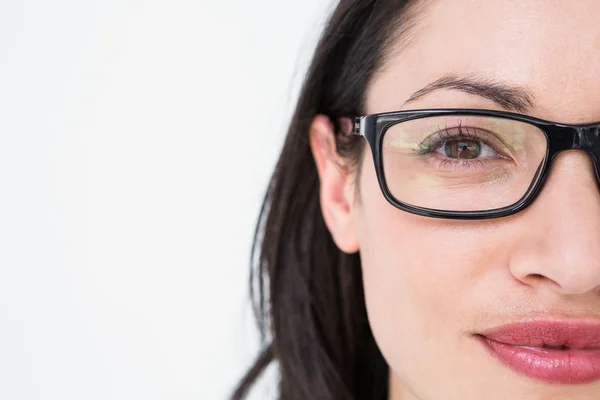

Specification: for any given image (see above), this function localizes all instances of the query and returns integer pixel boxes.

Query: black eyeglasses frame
[350,108,600,220]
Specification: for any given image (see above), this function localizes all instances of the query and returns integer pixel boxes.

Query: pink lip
[477,320,600,384]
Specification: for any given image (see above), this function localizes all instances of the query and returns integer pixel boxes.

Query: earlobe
[309,115,360,254]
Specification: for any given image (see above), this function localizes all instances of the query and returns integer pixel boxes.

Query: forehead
[367,0,600,123]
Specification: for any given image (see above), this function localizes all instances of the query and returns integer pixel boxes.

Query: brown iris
[445,140,481,159]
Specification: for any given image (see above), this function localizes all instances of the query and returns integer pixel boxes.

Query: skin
[310,1,600,399]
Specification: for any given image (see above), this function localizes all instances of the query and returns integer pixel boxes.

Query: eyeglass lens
[381,115,548,212]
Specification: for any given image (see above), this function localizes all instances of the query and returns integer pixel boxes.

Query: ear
[309,114,360,254]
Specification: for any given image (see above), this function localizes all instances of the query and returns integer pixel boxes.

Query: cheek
[352,155,507,388]
[355,156,468,325]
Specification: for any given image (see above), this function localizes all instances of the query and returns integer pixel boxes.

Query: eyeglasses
[349,109,600,220]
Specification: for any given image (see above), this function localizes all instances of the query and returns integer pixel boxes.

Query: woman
[233,0,600,399]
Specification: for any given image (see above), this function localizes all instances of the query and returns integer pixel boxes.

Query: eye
[436,138,500,159]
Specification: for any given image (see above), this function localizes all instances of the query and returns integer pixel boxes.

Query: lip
[476,320,600,384]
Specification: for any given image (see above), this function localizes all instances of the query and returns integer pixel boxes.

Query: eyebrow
[404,74,536,113]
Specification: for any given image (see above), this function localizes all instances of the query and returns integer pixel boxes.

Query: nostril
[527,273,550,283]
[521,273,563,291]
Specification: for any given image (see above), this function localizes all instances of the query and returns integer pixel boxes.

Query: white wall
[0,1,333,399]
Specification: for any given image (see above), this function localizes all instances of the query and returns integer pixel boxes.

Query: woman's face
[312,0,600,399]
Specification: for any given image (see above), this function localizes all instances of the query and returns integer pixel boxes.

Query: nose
[508,150,600,295]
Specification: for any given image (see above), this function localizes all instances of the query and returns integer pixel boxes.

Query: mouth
[475,320,600,384]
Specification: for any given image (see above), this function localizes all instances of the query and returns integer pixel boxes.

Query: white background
[0,1,333,399]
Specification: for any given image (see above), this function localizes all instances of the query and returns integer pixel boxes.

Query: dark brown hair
[232,1,422,399]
